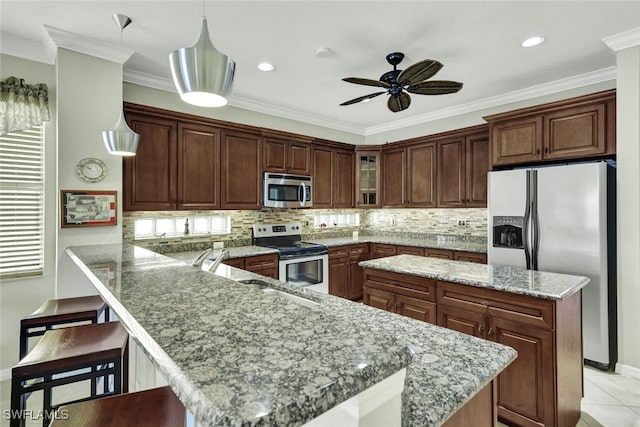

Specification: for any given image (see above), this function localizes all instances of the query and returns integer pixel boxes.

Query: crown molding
[44,25,134,64]
[123,70,365,135]
[603,27,640,51]
[0,32,55,65]
[364,66,616,136]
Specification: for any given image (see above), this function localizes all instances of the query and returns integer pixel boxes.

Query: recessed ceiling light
[257,62,275,72]
[521,36,545,48]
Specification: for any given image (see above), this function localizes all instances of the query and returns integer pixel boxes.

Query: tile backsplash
[124,208,487,252]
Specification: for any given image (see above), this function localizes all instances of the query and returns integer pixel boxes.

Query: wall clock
[76,158,107,183]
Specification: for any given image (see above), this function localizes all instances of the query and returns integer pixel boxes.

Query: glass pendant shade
[169,17,235,107]
[102,110,139,156]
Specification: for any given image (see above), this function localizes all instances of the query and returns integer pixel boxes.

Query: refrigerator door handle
[523,171,532,270]
[531,170,540,270]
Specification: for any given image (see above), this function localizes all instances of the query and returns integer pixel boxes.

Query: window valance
[0,76,50,136]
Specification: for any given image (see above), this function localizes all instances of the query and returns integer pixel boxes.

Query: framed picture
[60,190,117,228]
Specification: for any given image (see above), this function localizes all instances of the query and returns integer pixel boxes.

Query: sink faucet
[204,248,230,272]
[191,248,213,267]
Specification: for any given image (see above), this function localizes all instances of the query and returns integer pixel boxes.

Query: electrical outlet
[457,219,467,226]
[213,241,224,249]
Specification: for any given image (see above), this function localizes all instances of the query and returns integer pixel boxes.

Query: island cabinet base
[442,381,497,427]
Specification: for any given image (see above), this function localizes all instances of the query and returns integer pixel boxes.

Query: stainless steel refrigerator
[488,161,617,370]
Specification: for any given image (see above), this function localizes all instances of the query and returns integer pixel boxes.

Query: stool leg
[10,376,25,427]
[19,324,28,360]
[123,339,129,393]
[43,376,52,427]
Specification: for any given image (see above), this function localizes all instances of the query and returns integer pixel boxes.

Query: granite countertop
[360,254,590,300]
[169,245,278,263]
[66,244,516,427]
[311,235,488,253]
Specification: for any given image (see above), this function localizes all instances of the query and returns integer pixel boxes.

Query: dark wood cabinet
[363,268,436,324]
[425,248,454,260]
[437,280,582,427]
[454,251,487,264]
[396,245,424,256]
[370,243,397,259]
[177,123,220,210]
[328,244,369,301]
[222,254,278,279]
[312,146,333,208]
[222,258,245,269]
[333,149,354,208]
[123,112,221,211]
[355,149,381,207]
[486,90,615,168]
[263,138,311,175]
[406,142,436,207]
[437,131,489,208]
[381,148,405,207]
[221,130,262,209]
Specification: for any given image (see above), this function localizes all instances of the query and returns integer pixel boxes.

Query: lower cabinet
[223,254,279,279]
[363,269,436,324]
[437,281,582,427]
[329,244,369,300]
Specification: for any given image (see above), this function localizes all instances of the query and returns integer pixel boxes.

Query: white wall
[0,55,57,377]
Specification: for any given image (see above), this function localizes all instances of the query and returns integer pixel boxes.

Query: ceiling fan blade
[397,60,443,86]
[387,92,411,112]
[339,91,386,106]
[407,80,463,95]
[342,77,391,89]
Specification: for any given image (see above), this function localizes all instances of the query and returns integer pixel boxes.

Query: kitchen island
[360,255,590,427]
[65,244,516,427]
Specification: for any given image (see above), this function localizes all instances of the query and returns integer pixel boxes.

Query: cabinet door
[363,286,394,313]
[329,256,349,299]
[491,317,554,427]
[177,123,220,210]
[396,295,436,324]
[124,114,177,211]
[288,142,311,175]
[355,152,380,207]
[438,305,486,338]
[491,116,543,167]
[465,134,489,207]
[347,254,367,301]
[221,130,262,209]
[453,251,487,264]
[437,137,466,207]
[382,148,406,206]
[312,146,333,208]
[333,150,354,208]
[406,143,436,207]
[263,138,287,172]
[544,103,606,160]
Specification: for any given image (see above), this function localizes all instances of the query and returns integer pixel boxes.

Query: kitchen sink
[237,278,272,287]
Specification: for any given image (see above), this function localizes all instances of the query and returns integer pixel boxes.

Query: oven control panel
[252,223,302,238]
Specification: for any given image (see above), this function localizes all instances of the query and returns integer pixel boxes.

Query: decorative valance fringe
[0,76,50,136]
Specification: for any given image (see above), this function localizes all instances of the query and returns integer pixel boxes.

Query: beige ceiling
[1,1,639,135]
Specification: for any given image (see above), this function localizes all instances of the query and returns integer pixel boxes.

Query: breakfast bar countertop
[360,254,590,300]
[66,243,516,427]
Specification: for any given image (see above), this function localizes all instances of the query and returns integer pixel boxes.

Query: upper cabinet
[486,90,615,168]
[311,142,354,208]
[355,148,381,208]
[263,137,311,175]
[437,131,489,208]
[381,147,406,207]
[407,142,437,207]
[221,129,262,210]
[178,123,220,210]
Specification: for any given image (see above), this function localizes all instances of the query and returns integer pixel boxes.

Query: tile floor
[1,366,639,426]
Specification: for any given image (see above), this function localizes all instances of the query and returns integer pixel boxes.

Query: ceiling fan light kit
[102,13,139,156]
[169,16,236,107]
[340,51,463,112]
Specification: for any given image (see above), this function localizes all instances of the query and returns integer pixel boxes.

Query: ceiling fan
[339,52,463,112]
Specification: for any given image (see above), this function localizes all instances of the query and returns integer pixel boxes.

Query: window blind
[0,125,45,278]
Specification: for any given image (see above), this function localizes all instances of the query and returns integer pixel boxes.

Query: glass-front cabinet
[355,149,381,207]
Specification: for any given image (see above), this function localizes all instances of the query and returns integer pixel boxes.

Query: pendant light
[102,14,139,156]
[169,2,236,107]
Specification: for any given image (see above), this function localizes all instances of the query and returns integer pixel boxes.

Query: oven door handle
[279,251,328,261]
[298,182,307,207]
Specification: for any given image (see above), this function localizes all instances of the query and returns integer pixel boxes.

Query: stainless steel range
[252,223,328,293]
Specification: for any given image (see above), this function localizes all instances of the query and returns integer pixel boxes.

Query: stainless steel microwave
[263,173,312,208]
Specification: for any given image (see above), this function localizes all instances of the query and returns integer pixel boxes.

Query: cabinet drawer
[371,243,397,258]
[222,258,245,269]
[453,251,487,264]
[349,243,369,257]
[396,245,425,256]
[245,254,278,271]
[425,248,454,259]
[438,281,554,330]
[396,295,436,324]
[364,269,436,302]
[329,245,349,259]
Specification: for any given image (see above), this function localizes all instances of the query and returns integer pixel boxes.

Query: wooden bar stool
[50,386,186,427]
[10,322,129,427]
[20,295,110,359]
